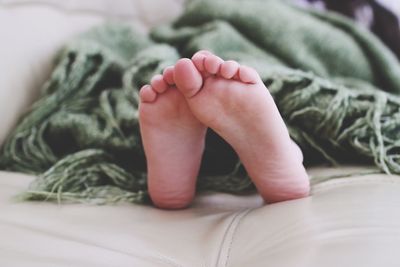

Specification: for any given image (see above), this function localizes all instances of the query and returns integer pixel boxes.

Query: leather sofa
[1,1,400,266]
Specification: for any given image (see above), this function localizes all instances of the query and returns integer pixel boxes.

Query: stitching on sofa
[214,208,253,267]
[214,211,243,267]
[224,209,253,267]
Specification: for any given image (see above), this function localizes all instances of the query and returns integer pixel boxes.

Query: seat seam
[224,209,253,267]
[214,208,253,267]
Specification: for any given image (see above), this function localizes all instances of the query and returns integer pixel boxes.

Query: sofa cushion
[1,167,400,267]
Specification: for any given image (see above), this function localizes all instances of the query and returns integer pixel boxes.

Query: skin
[139,51,310,209]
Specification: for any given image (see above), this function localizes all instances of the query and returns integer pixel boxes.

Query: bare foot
[139,68,207,209]
[173,51,310,203]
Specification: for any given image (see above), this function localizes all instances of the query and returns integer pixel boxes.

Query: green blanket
[1,0,400,204]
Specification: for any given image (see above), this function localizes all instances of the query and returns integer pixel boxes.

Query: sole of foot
[139,68,207,209]
[173,50,310,203]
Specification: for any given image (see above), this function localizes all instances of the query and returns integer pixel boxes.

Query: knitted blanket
[1,0,400,204]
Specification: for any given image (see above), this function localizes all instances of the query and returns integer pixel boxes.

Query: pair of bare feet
[139,51,310,209]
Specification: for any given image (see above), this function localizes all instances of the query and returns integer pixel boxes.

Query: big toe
[174,58,203,98]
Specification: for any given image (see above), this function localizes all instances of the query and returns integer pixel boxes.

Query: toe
[204,55,223,75]
[174,58,203,98]
[151,74,168,93]
[220,60,240,79]
[162,66,175,85]
[191,52,207,72]
[238,65,260,84]
[195,50,212,56]
[192,50,212,64]
[139,85,157,103]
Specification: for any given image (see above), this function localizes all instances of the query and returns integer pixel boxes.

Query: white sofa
[1,1,400,266]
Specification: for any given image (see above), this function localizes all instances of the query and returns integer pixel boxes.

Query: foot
[173,51,310,203]
[139,67,207,209]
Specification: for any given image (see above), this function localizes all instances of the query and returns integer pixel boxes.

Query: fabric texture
[294,0,400,60]
[1,0,400,204]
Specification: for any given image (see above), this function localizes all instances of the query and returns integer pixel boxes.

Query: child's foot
[173,51,310,203]
[139,68,207,209]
